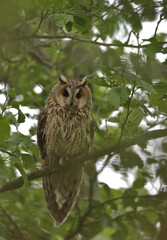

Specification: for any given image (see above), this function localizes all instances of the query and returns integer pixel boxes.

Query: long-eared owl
[37,75,94,226]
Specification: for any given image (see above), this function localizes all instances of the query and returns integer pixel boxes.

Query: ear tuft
[58,75,68,84]
[81,76,87,87]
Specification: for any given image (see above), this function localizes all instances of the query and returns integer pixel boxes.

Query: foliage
[0,0,167,239]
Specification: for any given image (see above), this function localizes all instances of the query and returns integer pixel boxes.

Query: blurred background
[0,0,167,239]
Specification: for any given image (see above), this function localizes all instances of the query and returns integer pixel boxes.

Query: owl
[37,75,94,227]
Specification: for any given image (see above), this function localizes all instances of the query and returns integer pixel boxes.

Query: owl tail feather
[42,162,84,227]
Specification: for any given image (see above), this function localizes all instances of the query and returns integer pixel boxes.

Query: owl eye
[76,91,81,99]
[62,89,69,97]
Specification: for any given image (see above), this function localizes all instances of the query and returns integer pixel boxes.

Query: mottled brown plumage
[37,76,94,226]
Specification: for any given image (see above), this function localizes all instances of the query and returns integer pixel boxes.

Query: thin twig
[117,84,136,145]
[154,14,165,38]
[33,8,49,35]
[91,193,165,210]
[96,153,115,177]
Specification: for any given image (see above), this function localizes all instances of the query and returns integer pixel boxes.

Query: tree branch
[0,128,167,194]
[11,34,167,49]
[90,128,167,159]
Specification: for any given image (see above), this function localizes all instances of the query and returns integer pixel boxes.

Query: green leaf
[120,108,144,133]
[99,182,111,201]
[74,15,87,27]
[120,70,156,93]
[18,109,26,123]
[159,99,167,113]
[54,14,74,28]
[91,228,115,240]
[108,87,130,108]
[88,77,115,87]
[73,14,91,31]
[138,102,154,117]
[133,177,147,189]
[11,101,20,109]
[149,83,167,112]
[123,188,138,208]
[108,117,119,123]
[122,70,139,83]
[128,108,144,126]
[7,134,34,145]
[80,0,92,9]
[5,112,17,125]
[137,79,156,93]
[146,38,161,54]
[0,118,10,143]
[66,21,73,32]
[120,150,144,169]
[14,163,30,187]
[21,153,35,169]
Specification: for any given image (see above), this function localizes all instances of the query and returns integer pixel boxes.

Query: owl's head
[49,75,92,111]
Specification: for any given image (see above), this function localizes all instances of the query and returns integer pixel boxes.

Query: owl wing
[43,161,84,227]
[37,109,47,160]
[90,118,94,145]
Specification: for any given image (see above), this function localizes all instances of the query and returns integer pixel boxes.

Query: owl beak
[70,99,74,107]
[66,98,75,109]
